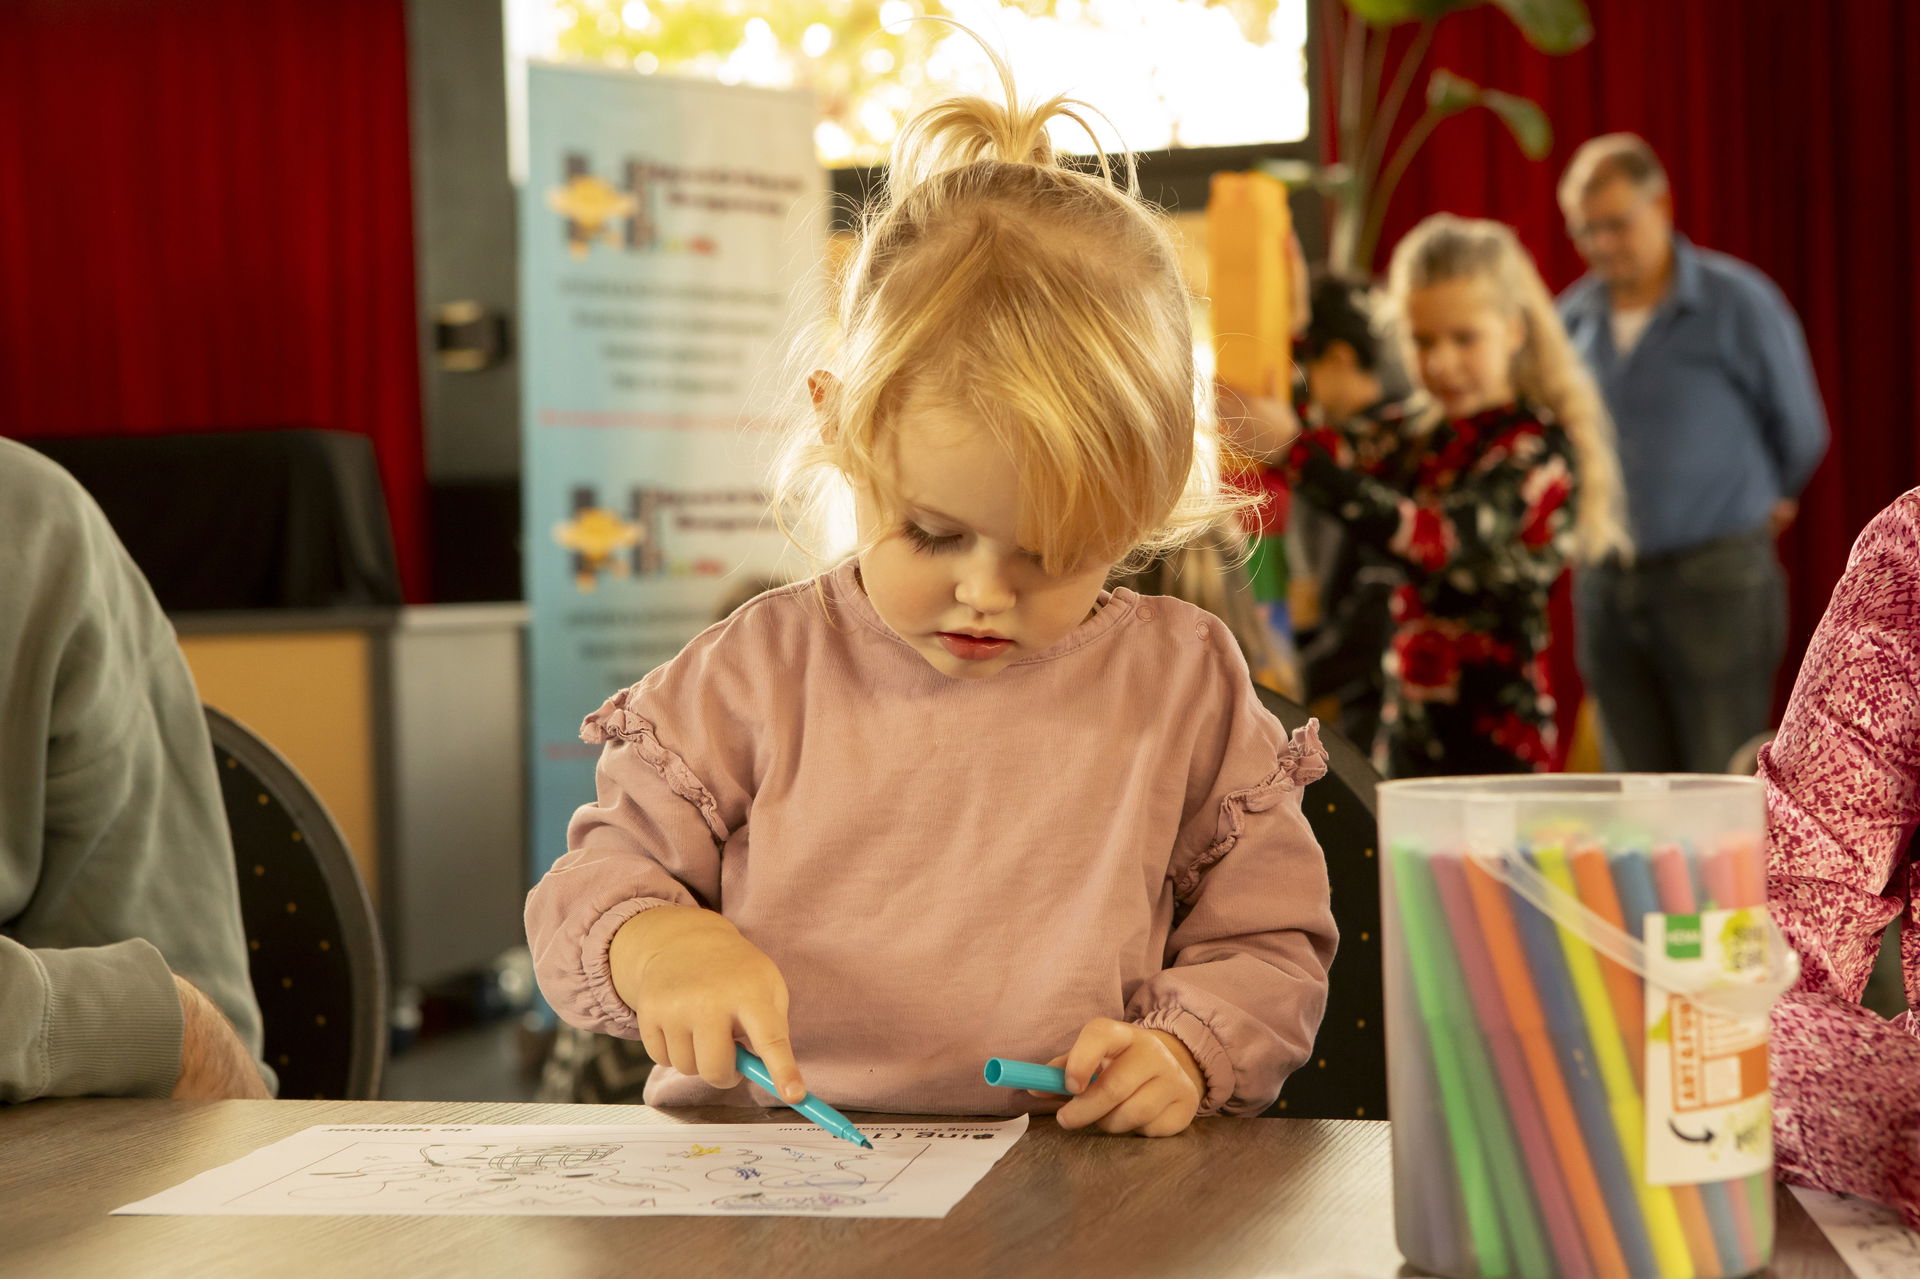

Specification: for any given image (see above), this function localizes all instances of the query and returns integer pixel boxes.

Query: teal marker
[734,1045,873,1149]
[982,1058,1073,1094]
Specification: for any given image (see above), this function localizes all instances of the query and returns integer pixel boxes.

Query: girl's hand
[608,906,808,1103]
[1215,375,1302,460]
[1047,1018,1207,1137]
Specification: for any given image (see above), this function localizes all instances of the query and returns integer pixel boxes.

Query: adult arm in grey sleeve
[0,441,272,1100]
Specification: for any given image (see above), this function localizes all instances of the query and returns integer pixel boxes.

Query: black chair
[1255,685,1387,1121]
[205,706,387,1099]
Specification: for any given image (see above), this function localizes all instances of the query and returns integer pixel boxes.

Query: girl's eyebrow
[906,501,969,529]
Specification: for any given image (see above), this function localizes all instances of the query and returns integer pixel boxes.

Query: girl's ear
[807,369,837,409]
[807,370,840,444]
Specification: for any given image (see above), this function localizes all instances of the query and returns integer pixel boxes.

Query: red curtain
[0,0,426,600]
[1324,0,1920,754]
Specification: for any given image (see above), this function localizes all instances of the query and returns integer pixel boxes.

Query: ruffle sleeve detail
[1173,720,1327,903]
[581,688,729,844]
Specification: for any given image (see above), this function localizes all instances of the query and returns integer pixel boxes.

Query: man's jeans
[1574,528,1786,773]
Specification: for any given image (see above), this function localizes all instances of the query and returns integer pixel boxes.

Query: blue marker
[733,1045,873,1149]
[982,1057,1072,1094]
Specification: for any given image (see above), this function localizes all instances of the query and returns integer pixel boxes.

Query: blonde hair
[775,39,1239,576]
[1387,214,1632,563]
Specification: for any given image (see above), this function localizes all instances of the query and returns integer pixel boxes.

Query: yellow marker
[1206,170,1293,406]
[1536,844,1695,1279]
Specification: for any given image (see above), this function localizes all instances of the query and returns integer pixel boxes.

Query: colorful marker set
[1378,776,1781,1279]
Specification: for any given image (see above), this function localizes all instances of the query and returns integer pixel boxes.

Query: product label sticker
[1643,907,1773,1185]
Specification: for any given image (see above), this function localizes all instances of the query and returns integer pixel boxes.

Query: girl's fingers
[1062,1019,1132,1095]
[1024,1052,1071,1098]
[1059,1043,1154,1129]
[637,1023,670,1069]
[694,1019,741,1089]
[665,1027,699,1080]
[1136,1096,1194,1139]
[738,1005,808,1103]
[1096,1079,1174,1135]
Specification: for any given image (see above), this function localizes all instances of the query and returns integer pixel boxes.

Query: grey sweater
[0,439,268,1099]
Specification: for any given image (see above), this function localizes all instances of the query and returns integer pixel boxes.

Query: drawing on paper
[1791,1186,1920,1279]
[242,1137,896,1214]
[113,1118,1030,1220]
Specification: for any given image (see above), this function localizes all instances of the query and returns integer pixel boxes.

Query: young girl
[1244,215,1629,778]
[524,58,1336,1137]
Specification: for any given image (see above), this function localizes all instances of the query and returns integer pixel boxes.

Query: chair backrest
[1254,685,1387,1120]
[205,706,387,1099]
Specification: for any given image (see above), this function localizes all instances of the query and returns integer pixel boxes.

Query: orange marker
[1464,856,1630,1279]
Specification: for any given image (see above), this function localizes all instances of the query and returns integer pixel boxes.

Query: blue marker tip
[733,1045,874,1149]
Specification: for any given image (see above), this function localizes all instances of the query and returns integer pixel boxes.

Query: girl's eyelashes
[899,520,1047,567]
[900,522,964,554]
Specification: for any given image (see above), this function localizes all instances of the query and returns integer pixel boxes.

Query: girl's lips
[937,632,1013,661]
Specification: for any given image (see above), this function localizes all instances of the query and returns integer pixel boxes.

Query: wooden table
[0,1099,1849,1278]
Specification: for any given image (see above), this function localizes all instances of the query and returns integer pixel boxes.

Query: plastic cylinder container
[1379,774,1791,1279]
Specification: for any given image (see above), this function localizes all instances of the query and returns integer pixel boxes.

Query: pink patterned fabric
[1761,488,1920,1224]
[525,562,1336,1118]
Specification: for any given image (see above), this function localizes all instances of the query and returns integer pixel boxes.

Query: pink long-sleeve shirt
[525,561,1336,1118]
[1761,488,1920,1223]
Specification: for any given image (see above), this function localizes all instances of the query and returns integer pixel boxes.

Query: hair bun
[884,28,1116,204]
[890,92,1054,191]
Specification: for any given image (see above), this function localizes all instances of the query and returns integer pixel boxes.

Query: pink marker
[1431,852,1594,1279]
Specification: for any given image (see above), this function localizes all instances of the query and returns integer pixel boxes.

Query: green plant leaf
[1487,0,1593,54]
[1339,0,1590,53]
[1426,68,1482,116]
[1256,158,1353,194]
[1481,88,1553,158]
[1342,0,1476,25]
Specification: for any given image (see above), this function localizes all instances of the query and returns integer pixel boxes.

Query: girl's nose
[954,555,1015,616]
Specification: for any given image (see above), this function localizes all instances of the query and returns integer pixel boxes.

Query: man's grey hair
[1558,133,1670,211]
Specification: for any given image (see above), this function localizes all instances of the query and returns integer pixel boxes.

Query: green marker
[1391,841,1515,1276]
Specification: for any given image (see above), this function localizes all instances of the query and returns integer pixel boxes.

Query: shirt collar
[1569,233,1702,318]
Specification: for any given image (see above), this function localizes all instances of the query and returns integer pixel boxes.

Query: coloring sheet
[1790,1186,1920,1279]
[114,1116,1028,1219]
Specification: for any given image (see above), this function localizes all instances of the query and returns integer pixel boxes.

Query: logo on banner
[552,486,768,591]
[547,152,725,260]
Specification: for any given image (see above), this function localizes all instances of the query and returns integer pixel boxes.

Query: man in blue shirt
[1557,134,1828,773]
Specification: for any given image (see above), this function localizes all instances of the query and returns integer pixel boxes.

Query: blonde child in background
[1234,215,1629,778]
[525,52,1336,1136]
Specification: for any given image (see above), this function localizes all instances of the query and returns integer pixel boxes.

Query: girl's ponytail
[883,29,1126,206]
